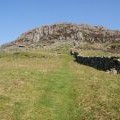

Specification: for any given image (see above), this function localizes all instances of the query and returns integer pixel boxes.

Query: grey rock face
[2,23,120,49]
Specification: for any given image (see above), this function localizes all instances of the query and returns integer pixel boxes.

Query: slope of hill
[0,47,120,120]
[1,23,120,52]
[0,23,120,119]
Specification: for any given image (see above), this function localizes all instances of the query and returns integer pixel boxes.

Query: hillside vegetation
[1,23,120,53]
[0,46,120,120]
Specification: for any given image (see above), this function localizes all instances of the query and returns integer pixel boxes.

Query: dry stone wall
[70,50,120,74]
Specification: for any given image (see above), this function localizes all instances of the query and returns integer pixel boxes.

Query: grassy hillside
[0,48,120,120]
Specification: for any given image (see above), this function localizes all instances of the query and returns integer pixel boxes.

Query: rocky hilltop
[1,23,120,51]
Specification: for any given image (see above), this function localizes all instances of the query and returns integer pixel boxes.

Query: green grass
[0,49,120,120]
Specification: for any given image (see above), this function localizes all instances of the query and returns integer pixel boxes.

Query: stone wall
[70,50,120,74]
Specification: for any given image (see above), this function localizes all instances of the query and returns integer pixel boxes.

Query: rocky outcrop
[71,50,120,74]
[1,23,120,49]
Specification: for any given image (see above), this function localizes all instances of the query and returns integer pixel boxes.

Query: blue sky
[0,0,120,45]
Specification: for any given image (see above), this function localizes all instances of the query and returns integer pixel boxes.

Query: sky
[0,0,120,45]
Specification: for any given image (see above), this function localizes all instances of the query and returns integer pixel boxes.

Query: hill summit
[1,23,120,51]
